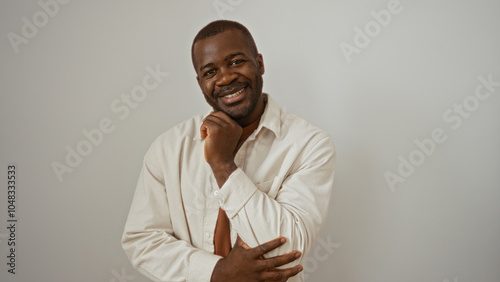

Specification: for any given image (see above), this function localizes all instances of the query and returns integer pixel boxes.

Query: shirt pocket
[256,176,284,199]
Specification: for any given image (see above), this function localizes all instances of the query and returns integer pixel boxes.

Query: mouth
[219,87,246,104]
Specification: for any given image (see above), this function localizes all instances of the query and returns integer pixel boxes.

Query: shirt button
[206,233,211,239]
[214,191,219,196]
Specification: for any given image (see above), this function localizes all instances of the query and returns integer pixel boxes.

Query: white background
[1,0,499,281]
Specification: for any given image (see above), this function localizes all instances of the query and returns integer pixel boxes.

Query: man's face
[193,29,264,121]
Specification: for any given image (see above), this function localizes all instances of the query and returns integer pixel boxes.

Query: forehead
[193,29,252,70]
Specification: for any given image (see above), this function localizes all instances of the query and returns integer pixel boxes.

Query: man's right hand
[210,236,303,282]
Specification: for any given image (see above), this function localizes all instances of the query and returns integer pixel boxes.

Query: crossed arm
[201,112,301,281]
[122,111,335,281]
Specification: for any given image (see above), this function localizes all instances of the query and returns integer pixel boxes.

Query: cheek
[244,68,260,82]
[202,82,214,97]
[199,83,209,96]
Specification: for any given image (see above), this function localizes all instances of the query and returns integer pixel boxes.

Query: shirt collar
[253,93,281,139]
[193,93,282,140]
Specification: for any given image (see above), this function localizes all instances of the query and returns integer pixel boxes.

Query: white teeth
[224,88,244,98]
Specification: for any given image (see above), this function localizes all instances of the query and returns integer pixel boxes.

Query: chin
[226,100,257,119]
[223,108,249,120]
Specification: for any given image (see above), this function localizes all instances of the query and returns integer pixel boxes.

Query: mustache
[214,82,248,98]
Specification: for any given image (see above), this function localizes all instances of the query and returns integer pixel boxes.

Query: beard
[204,74,263,121]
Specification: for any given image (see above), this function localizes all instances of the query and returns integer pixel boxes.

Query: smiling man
[122,20,336,282]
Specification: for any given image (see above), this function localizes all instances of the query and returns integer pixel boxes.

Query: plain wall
[1,0,499,281]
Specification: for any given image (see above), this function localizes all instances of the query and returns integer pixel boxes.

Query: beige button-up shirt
[122,94,336,282]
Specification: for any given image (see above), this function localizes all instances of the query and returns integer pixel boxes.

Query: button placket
[203,173,220,250]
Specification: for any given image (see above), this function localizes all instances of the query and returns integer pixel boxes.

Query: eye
[203,69,215,77]
[230,59,245,66]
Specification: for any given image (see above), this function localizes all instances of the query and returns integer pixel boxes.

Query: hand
[200,111,242,186]
[210,236,303,282]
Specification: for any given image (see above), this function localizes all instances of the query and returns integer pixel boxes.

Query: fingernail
[295,252,301,258]
[280,238,286,243]
[298,266,303,272]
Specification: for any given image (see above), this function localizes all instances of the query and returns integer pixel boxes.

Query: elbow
[281,210,323,261]
[121,230,149,269]
[121,231,139,267]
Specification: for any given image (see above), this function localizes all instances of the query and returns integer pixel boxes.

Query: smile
[223,88,245,98]
[219,87,247,104]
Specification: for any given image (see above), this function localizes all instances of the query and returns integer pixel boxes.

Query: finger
[252,237,286,258]
[200,117,229,138]
[203,114,231,127]
[210,111,236,123]
[235,235,251,250]
[260,265,303,281]
[258,251,301,270]
[200,124,208,139]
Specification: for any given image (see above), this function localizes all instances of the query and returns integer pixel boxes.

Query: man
[122,20,335,282]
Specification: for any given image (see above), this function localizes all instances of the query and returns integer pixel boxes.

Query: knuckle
[262,260,272,269]
[274,272,285,280]
[273,259,281,268]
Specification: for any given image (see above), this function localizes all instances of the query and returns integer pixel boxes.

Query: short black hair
[191,20,258,69]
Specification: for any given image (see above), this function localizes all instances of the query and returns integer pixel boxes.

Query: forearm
[122,228,221,281]
[123,148,222,281]
[220,170,332,261]
[216,137,336,262]
[211,161,238,188]
[232,191,312,256]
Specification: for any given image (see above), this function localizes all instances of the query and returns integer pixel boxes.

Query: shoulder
[146,113,206,156]
[157,113,206,143]
[279,109,334,150]
[264,94,332,144]
[278,111,336,175]
[263,94,335,156]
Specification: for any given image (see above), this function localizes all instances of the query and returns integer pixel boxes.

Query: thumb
[200,124,209,139]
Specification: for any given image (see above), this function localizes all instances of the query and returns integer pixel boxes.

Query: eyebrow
[199,62,214,73]
[199,52,246,72]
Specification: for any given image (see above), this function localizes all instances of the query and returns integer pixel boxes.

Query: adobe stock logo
[7,0,71,54]
[51,65,169,183]
[385,74,499,191]
[212,0,243,18]
[302,235,340,280]
[339,0,404,63]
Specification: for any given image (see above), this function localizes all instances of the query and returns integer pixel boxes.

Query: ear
[196,75,201,89]
[256,53,265,75]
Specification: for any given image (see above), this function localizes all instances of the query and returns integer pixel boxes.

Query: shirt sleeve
[121,141,222,282]
[216,135,336,265]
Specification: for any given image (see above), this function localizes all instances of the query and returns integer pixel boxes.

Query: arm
[121,143,221,282]
[220,136,335,261]
[201,111,335,279]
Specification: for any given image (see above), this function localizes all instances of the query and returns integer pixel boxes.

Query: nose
[215,67,238,87]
